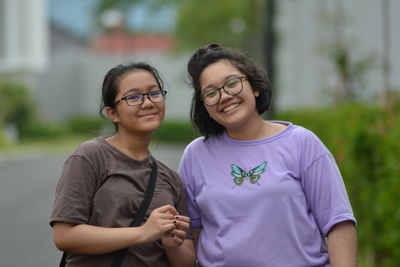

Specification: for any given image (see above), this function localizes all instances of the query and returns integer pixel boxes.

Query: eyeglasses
[201,76,247,106]
[114,90,167,106]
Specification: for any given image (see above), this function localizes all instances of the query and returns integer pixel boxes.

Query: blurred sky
[47,0,177,37]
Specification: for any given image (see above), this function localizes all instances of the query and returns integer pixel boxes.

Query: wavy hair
[187,44,272,139]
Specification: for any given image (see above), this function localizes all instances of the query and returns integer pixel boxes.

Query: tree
[94,0,265,55]
[94,0,277,112]
[318,0,375,105]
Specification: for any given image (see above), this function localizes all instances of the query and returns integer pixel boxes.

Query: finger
[173,220,190,232]
[174,215,190,223]
[169,229,187,240]
[155,205,178,215]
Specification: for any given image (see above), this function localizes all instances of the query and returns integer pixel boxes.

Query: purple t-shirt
[178,121,356,267]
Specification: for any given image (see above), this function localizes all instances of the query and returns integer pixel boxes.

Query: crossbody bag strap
[111,156,158,267]
[59,157,158,267]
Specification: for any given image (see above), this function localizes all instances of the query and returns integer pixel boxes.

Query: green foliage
[317,4,376,104]
[19,120,65,140]
[277,103,400,266]
[93,0,265,53]
[174,0,264,50]
[0,124,6,148]
[67,116,109,135]
[154,120,199,144]
[0,82,35,131]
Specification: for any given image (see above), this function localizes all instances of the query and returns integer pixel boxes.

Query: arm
[165,239,196,267]
[53,205,177,254]
[327,220,358,267]
[191,227,201,245]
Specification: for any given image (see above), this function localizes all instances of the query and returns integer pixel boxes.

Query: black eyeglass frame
[113,90,167,107]
[200,76,248,106]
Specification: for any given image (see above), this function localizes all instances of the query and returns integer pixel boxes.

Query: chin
[142,121,163,133]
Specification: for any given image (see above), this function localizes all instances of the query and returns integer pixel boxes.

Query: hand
[162,215,191,248]
[140,205,177,243]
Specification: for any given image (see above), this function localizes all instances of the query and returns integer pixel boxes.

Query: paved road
[0,144,186,267]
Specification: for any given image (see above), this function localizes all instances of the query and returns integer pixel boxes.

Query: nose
[218,88,233,103]
[141,95,155,107]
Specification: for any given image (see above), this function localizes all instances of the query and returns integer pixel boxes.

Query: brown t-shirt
[50,137,190,267]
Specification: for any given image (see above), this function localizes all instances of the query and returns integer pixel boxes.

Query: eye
[148,91,162,97]
[204,90,218,98]
[226,79,240,88]
[125,94,141,101]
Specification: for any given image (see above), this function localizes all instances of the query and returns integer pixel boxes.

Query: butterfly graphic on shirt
[230,162,267,186]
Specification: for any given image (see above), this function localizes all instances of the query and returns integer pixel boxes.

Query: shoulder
[280,122,326,148]
[182,134,225,154]
[66,137,109,166]
[184,136,207,150]
[74,137,105,154]
[292,125,328,150]
[156,159,179,178]
[155,158,185,190]
[284,123,332,166]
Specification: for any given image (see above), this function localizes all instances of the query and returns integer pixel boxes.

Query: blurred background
[0,0,399,266]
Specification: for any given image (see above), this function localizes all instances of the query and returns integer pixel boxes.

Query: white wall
[275,0,400,110]
[36,51,193,121]
[0,0,48,73]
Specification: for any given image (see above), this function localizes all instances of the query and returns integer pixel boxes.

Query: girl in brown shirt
[50,62,196,267]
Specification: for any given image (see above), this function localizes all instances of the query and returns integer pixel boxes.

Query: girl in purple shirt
[178,44,357,267]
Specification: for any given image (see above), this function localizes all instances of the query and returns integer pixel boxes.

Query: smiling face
[199,60,260,132]
[106,69,165,135]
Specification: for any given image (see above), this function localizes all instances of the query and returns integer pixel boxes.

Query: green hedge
[155,120,199,144]
[276,103,400,266]
[19,120,65,140]
[67,116,109,136]
[0,82,35,132]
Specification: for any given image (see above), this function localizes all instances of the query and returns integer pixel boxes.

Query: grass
[0,135,90,157]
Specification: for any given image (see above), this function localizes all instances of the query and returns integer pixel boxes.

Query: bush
[276,103,400,266]
[0,82,35,132]
[19,120,65,140]
[154,120,200,144]
[0,124,6,148]
[67,116,109,136]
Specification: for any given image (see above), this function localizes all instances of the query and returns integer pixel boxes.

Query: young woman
[178,44,357,266]
[50,62,196,267]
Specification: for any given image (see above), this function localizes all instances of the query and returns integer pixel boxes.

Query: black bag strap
[111,156,158,267]
[59,157,158,267]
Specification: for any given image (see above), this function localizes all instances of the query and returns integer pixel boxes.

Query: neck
[226,116,267,140]
[106,131,152,161]
[226,119,287,141]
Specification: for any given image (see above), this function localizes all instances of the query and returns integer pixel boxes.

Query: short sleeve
[301,153,356,236]
[50,155,98,226]
[178,146,202,228]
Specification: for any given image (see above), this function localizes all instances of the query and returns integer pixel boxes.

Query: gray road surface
[0,144,186,267]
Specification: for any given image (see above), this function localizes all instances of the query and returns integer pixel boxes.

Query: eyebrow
[201,74,242,91]
[122,84,160,96]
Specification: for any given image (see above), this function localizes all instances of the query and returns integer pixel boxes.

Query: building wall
[0,0,48,73]
[275,0,400,110]
[3,0,399,123]
[35,51,193,121]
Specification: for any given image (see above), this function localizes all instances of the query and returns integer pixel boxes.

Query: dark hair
[187,43,272,139]
[99,62,164,131]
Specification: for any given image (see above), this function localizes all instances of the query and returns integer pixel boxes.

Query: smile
[138,112,158,117]
[222,103,240,113]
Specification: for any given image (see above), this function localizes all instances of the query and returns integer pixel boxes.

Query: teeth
[222,103,239,113]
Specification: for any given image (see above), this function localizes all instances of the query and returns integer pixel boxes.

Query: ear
[106,106,120,123]
[254,90,260,97]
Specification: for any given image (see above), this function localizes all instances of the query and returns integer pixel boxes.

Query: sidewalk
[0,142,187,171]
